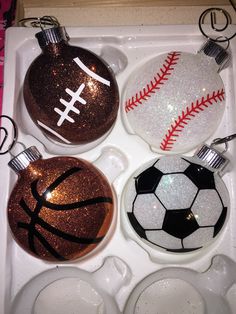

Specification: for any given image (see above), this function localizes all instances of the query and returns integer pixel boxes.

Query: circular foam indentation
[33,278,105,314]
[134,278,205,314]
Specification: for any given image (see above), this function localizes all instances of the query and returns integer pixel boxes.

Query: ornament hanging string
[211,133,236,153]
[0,115,17,155]
[198,6,236,43]
[213,36,230,50]
[18,16,60,29]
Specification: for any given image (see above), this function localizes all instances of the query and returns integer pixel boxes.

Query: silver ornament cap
[8,146,42,174]
[194,144,229,171]
[199,39,230,69]
[35,26,68,48]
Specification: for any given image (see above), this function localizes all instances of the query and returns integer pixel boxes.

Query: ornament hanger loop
[18,16,60,29]
[210,9,229,32]
[210,133,236,153]
[214,36,230,50]
[198,7,236,43]
[0,115,18,155]
[211,134,236,146]
[38,16,60,31]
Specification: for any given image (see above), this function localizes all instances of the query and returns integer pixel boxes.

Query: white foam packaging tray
[1,24,236,314]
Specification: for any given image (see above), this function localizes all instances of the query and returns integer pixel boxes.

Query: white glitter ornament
[122,141,230,255]
[123,40,230,154]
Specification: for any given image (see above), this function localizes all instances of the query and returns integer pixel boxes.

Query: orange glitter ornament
[7,146,114,261]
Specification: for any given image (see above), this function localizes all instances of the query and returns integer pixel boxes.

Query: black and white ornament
[122,139,231,257]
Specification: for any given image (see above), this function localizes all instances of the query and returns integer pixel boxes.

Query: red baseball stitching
[125,51,181,113]
[160,89,225,151]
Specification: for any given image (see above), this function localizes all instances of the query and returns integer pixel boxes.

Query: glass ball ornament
[122,143,230,256]
[123,40,230,154]
[7,146,115,261]
[23,26,119,146]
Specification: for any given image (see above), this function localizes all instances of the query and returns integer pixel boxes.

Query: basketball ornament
[122,136,233,261]
[7,146,125,262]
[23,24,119,148]
[123,39,230,154]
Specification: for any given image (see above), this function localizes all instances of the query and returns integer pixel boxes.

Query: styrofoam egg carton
[0,24,236,314]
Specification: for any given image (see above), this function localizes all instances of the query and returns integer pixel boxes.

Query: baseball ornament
[7,146,115,261]
[123,39,230,154]
[122,140,230,254]
[23,25,119,146]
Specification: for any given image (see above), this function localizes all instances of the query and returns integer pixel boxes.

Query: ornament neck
[194,144,229,174]
[198,52,220,72]
[198,39,229,72]
[41,41,68,55]
[8,146,42,175]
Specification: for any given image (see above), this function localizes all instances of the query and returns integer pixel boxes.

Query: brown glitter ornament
[23,26,119,145]
[7,146,114,261]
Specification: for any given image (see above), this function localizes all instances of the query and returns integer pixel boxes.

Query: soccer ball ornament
[123,40,230,154]
[122,143,230,257]
[23,26,119,146]
[7,146,114,261]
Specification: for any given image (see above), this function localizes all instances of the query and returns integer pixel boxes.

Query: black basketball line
[32,182,112,210]
[17,166,112,260]
[41,167,82,198]
[28,200,43,254]
[23,167,82,256]
[19,199,104,244]
[18,222,67,261]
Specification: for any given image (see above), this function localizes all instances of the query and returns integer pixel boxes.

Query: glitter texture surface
[133,194,165,229]
[154,155,189,173]
[8,156,114,261]
[155,174,198,209]
[24,42,119,145]
[123,155,229,252]
[146,230,182,250]
[191,190,223,226]
[123,51,225,153]
[183,228,214,248]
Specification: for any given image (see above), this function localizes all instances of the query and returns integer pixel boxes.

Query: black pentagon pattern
[163,208,199,239]
[127,212,147,240]
[184,161,215,190]
[128,158,227,253]
[135,166,163,194]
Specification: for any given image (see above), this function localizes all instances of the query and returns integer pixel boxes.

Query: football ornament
[7,146,115,261]
[122,141,230,258]
[123,39,230,154]
[23,25,119,146]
